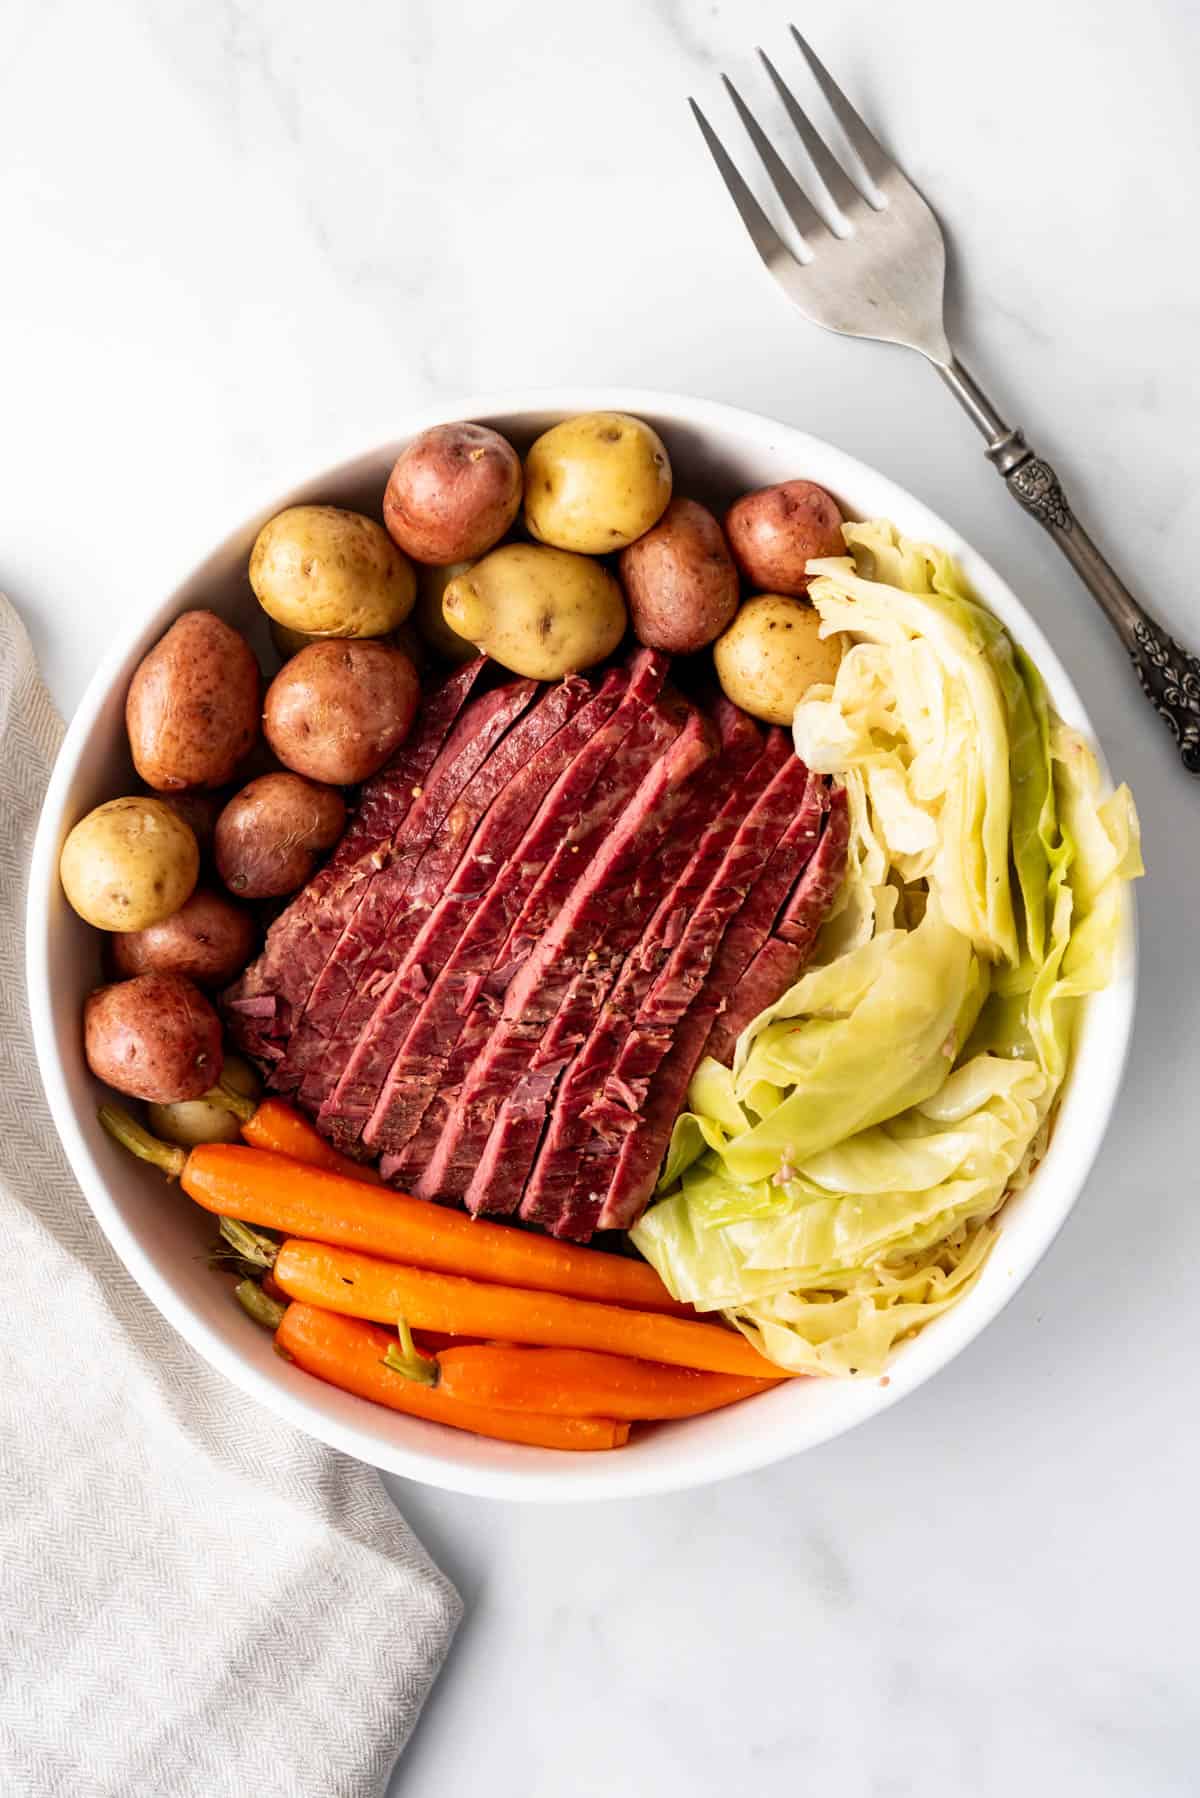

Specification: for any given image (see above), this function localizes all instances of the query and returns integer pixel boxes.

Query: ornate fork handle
[938,360,1200,775]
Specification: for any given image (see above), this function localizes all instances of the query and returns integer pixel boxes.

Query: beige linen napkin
[0,596,462,1798]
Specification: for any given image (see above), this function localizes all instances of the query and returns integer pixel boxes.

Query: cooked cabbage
[632,521,1142,1377]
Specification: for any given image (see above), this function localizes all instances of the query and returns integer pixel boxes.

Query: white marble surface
[5,0,1200,1790]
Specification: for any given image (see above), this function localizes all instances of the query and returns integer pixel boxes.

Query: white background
[5,1,1199,1792]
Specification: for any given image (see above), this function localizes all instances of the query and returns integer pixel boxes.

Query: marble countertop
[4,0,1198,1791]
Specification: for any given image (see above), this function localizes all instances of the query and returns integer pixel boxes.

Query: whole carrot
[241,1098,380,1183]
[273,1240,786,1380]
[99,1109,692,1316]
[435,1344,781,1420]
[276,1303,629,1452]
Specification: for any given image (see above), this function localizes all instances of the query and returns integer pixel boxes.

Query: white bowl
[26,389,1137,1502]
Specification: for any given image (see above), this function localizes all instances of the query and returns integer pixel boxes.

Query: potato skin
[110,887,256,986]
[126,611,261,791]
[250,505,416,638]
[148,1052,259,1146]
[413,561,479,665]
[524,412,672,553]
[618,498,739,653]
[84,973,223,1103]
[384,424,522,564]
[713,594,844,726]
[262,639,420,785]
[443,544,626,680]
[60,796,199,932]
[215,773,347,899]
[724,480,845,596]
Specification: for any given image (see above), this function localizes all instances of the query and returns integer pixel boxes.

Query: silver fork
[693,27,1200,774]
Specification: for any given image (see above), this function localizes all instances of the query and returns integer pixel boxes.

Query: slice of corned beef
[375,651,675,1177]
[517,712,770,1229]
[316,671,603,1147]
[223,659,488,1064]
[563,775,842,1240]
[585,743,819,1136]
[270,677,539,1104]
[462,714,729,1218]
[704,781,848,1065]
[430,710,715,1216]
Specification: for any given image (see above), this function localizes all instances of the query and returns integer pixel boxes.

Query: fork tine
[788,27,892,191]
[756,48,873,220]
[720,74,825,246]
[688,98,796,270]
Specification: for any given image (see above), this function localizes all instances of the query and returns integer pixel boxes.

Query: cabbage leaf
[632,520,1141,1377]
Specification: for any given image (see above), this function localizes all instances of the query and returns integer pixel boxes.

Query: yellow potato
[713,594,844,726]
[524,412,672,553]
[60,797,199,932]
[414,561,479,665]
[443,544,627,680]
[249,505,416,638]
[148,1053,259,1147]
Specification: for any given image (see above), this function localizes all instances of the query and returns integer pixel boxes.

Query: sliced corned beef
[517,712,771,1229]
[426,710,715,1215]
[316,671,608,1147]
[462,715,729,1217]
[564,776,842,1239]
[271,676,539,1106]
[585,745,819,1137]
[703,781,848,1065]
[375,650,675,1177]
[222,658,487,1064]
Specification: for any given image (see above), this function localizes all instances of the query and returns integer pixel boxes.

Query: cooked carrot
[435,1344,782,1420]
[179,1143,693,1316]
[273,1240,786,1380]
[241,1098,381,1183]
[276,1303,629,1452]
[101,1107,693,1313]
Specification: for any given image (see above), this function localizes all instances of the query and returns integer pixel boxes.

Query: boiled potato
[413,562,479,665]
[148,1052,259,1147]
[713,595,844,726]
[262,640,420,785]
[215,773,347,899]
[443,544,626,679]
[524,413,671,553]
[250,505,416,638]
[724,480,845,596]
[618,498,739,653]
[384,424,522,564]
[84,972,223,1103]
[60,797,199,932]
[272,613,426,673]
[110,887,256,986]
[126,611,261,791]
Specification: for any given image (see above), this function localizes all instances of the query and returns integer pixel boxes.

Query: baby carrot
[276,1303,629,1452]
[101,1108,693,1314]
[435,1344,781,1420]
[180,1144,693,1316]
[272,1240,786,1380]
[241,1098,380,1183]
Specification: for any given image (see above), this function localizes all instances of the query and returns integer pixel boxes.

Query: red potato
[618,498,739,652]
[110,888,257,986]
[383,423,523,565]
[84,973,223,1103]
[215,774,346,900]
[724,480,845,596]
[126,611,261,791]
[263,639,420,785]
